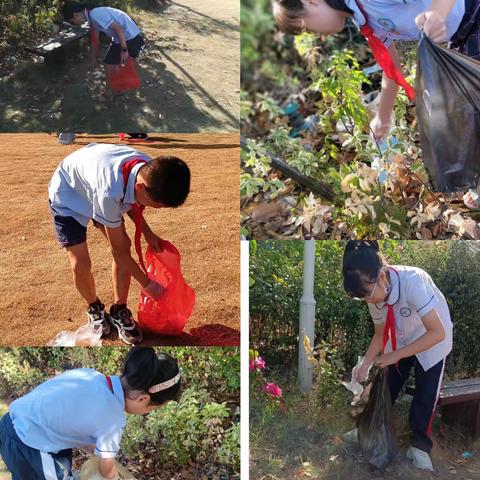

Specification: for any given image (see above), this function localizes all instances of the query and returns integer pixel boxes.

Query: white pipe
[298,239,316,393]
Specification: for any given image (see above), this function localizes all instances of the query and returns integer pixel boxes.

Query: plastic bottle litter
[80,457,136,480]
[58,133,76,145]
[48,322,103,347]
[371,135,399,184]
[462,451,474,460]
[283,102,318,137]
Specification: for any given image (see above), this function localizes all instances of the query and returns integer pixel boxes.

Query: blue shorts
[0,413,73,480]
[49,203,88,248]
[49,203,102,248]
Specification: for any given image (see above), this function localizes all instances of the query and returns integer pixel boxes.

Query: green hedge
[250,241,480,377]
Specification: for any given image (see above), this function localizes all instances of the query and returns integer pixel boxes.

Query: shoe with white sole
[109,305,142,345]
[406,446,434,471]
[86,302,111,336]
[342,428,359,444]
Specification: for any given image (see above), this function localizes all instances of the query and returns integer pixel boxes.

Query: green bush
[0,347,240,473]
[250,240,480,377]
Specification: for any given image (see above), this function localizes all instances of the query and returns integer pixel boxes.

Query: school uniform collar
[373,267,400,309]
[345,0,367,27]
[110,375,126,410]
[123,162,144,206]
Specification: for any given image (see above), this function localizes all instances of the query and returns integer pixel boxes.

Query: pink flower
[249,356,266,372]
[255,356,266,370]
[263,382,282,398]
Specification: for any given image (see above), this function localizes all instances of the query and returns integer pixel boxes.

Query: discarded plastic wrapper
[80,457,136,480]
[138,241,195,336]
[357,368,397,468]
[416,33,480,192]
[48,322,103,347]
[341,356,372,405]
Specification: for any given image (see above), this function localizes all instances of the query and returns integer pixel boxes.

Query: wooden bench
[406,378,480,440]
[25,22,89,65]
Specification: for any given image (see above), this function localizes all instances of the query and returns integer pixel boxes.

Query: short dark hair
[121,347,182,406]
[62,1,98,21]
[140,156,190,208]
[272,0,353,34]
[62,1,84,20]
[342,240,386,298]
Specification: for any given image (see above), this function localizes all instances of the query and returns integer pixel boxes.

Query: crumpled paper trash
[48,322,103,347]
[341,356,372,406]
[80,457,136,480]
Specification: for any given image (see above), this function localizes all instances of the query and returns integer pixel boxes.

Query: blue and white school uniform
[48,142,151,247]
[346,0,465,46]
[0,369,125,479]
[367,265,453,453]
[86,7,145,65]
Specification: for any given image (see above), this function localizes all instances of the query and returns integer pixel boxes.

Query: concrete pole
[298,239,316,393]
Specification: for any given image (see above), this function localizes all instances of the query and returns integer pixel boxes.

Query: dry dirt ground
[0,0,239,132]
[0,133,239,346]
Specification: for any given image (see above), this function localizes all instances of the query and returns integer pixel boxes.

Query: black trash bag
[415,33,480,193]
[356,368,397,468]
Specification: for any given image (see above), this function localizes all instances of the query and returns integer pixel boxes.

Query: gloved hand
[353,360,371,383]
[415,10,447,43]
[370,114,393,142]
[142,279,165,301]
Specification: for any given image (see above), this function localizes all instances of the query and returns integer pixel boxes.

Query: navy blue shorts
[104,34,145,65]
[0,413,73,480]
[49,203,88,248]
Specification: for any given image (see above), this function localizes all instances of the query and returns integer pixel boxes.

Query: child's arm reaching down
[110,22,129,65]
[105,225,164,299]
[98,457,118,479]
[370,43,402,141]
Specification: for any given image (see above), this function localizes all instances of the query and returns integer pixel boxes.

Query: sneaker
[406,446,434,471]
[342,428,359,445]
[109,306,142,345]
[86,302,111,336]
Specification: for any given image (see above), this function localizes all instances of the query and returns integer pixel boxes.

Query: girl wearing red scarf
[342,240,453,471]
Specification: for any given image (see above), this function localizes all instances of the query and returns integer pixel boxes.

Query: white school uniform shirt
[345,0,465,46]
[9,369,126,458]
[367,265,453,371]
[48,143,151,228]
[86,7,141,43]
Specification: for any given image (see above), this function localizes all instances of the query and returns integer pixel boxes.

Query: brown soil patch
[0,133,239,346]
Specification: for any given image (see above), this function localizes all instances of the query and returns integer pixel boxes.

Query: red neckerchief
[105,375,114,394]
[121,159,148,272]
[86,9,100,53]
[381,267,401,373]
[354,0,415,101]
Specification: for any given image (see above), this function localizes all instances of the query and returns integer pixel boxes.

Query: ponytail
[342,240,386,298]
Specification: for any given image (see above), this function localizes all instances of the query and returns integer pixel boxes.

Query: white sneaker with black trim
[406,446,434,471]
[86,302,111,336]
[109,306,142,345]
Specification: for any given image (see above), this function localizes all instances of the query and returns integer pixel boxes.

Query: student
[272,0,480,206]
[342,240,452,471]
[48,142,190,344]
[0,347,181,480]
[62,1,145,98]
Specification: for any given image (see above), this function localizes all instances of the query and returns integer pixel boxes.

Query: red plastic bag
[106,58,141,93]
[138,241,195,335]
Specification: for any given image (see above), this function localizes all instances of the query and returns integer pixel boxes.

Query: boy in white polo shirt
[0,347,182,479]
[63,2,145,98]
[48,142,190,345]
[342,240,453,471]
